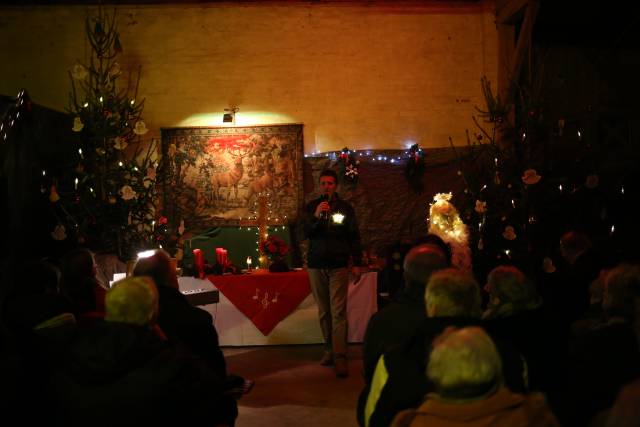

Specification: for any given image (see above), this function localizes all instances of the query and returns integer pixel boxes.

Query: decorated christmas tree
[47,7,159,260]
[451,76,572,274]
[451,73,634,276]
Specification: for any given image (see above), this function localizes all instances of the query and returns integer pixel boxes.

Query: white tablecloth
[178,271,378,346]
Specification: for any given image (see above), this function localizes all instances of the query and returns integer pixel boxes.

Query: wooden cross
[239,194,270,268]
[239,193,288,268]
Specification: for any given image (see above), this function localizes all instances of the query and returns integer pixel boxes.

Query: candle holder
[246,256,253,273]
[259,255,269,270]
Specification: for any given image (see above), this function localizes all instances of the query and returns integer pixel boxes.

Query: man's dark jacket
[301,193,362,268]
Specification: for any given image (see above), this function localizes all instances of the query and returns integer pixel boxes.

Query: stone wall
[302,148,463,256]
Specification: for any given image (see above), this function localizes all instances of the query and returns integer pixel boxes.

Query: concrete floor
[224,344,364,427]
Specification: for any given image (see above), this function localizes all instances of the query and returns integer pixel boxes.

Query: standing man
[301,169,362,378]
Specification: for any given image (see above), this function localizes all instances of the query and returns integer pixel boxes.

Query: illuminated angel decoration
[427,192,472,271]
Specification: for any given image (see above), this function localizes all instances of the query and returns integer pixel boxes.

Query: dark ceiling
[534,0,640,48]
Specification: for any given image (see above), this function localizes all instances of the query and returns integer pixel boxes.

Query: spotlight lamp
[223,106,239,123]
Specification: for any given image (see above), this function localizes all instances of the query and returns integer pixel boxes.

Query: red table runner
[207,270,312,335]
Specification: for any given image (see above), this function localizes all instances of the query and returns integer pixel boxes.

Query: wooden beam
[495,0,529,24]
[508,0,539,100]
[497,23,515,104]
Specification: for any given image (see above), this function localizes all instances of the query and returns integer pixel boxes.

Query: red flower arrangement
[259,235,289,260]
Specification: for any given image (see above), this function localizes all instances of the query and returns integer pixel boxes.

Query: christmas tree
[48,7,159,260]
[451,76,570,275]
[451,73,633,277]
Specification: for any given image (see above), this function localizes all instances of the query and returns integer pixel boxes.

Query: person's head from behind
[9,258,60,296]
[603,264,640,321]
[414,234,452,266]
[132,249,178,290]
[484,265,541,316]
[59,248,99,311]
[105,276,159,327]
[319,169,338,198]
[425,268,482,318]
[403,244,448,290]
[560,230,592,265]
[60,248,96,281]
[427,326,502,401]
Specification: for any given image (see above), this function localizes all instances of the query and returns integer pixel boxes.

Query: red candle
[193,248,205,279]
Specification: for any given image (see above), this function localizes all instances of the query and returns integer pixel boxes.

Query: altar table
[178,270,378,346]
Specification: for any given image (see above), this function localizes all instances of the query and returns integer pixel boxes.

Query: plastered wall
[0,1,498,152]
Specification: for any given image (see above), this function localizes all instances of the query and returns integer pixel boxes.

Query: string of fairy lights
[236,192,289,260]
[303,147,423,164]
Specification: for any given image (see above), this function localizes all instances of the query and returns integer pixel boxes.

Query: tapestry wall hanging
[160,124,304,231]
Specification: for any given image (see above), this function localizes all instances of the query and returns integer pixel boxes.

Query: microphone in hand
[319,194,330,219]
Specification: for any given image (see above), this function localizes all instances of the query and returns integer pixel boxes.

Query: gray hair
[106,276,159,326]
[427,326,502,399]
[425,268,482,318]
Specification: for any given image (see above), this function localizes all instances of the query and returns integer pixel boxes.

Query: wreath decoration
[339,147,359,184]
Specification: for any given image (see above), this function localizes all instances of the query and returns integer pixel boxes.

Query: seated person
[132,249,247,393]
[362,243,449,383]
[361,268,526,427]
[50,276,237,426]
[482,265,542,320]
[391,326,560,427]
[565,264,640,426]
[482,265,557,392]
[2,258,76,425]
[59,248,107,320]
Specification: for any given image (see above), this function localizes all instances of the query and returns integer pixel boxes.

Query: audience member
[3,257,76,365]
[482,265,558,392]
[482,265,542,319]
[390,327,560,427]
[362,243,448,382]
[59,248,107,319]
[132,249,241,388]
[413,234,452,266]
[360,268,526,427]
[564,264,640,426]
[49,276,236,426]
[554,230,609,324]
[1,258,76,424]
